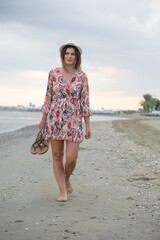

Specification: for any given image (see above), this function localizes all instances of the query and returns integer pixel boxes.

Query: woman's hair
[60,45,82,71]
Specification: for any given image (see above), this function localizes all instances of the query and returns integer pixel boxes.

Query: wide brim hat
[59,43,82,54]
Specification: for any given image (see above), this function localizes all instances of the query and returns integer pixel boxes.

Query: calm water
[0,111,128,134]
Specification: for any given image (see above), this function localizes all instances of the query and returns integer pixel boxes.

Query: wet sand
[0,118,160,240]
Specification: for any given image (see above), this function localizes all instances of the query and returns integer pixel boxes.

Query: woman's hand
[84,116,91,140]
[85,126,91,139]
[39,113,47,133]
[39,119,46,133]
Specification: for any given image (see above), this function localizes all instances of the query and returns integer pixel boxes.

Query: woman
[39,43,92,202]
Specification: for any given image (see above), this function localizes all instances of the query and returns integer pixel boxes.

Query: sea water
[0,111,128,134]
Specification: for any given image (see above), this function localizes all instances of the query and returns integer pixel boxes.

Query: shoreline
[0,113,158,136]
[0,120,160,239]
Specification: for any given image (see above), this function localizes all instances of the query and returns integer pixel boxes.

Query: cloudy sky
[0,0,160,110]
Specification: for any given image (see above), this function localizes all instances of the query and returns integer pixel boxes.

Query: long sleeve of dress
[41,70,54,114]
[80,74,93,117]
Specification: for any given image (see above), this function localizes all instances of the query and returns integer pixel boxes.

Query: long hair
[60,45,82,71]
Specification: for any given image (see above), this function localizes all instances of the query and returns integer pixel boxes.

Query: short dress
[41,67,93,143]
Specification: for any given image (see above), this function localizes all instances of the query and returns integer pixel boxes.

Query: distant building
[151,111,160,115]
[17,105,25,110]
[28,102,41,111]
[92,108,123,115]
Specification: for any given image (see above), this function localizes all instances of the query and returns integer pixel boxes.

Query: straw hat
[59,43,82,54]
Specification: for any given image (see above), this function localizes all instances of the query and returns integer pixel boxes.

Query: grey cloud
[0,0,160,99]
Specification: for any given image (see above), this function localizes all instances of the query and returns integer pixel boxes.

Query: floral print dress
[42,68,92,142]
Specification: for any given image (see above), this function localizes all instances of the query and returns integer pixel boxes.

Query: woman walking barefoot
[39,43,92,202]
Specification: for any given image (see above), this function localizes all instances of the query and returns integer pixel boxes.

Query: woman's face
[64,48,76,67]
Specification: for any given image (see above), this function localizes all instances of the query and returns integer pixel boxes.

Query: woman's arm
[84,116,91,139]
[80,74,92,139]
[42,112,48,122]
[39,112,48,133]
[39,70,54,133]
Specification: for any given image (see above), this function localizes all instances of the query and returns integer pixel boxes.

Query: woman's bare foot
[57,193,68,202]
[65,178,73,195]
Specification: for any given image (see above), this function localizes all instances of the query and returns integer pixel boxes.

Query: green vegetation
[140,94,160,113]
[122,110,137,114]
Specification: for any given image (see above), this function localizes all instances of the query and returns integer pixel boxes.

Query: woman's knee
[50,139,64,162]
[53,151,64,162]
[66,153,77,164]
[66,142,79,163]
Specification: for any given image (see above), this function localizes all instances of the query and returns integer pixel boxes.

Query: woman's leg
[50,139,67,202]
[65,141,79,194]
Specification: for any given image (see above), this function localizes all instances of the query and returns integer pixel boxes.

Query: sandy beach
[0,116,160,240]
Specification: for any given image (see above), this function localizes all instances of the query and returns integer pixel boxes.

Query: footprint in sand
[15,220,24,223]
